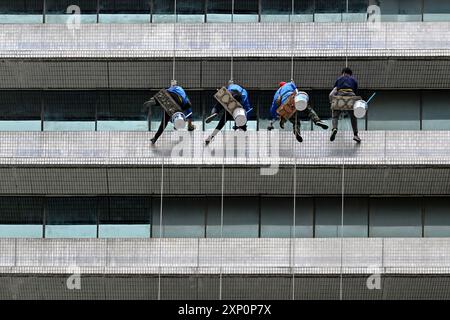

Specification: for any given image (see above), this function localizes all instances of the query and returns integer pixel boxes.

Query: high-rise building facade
[0,0,450,299]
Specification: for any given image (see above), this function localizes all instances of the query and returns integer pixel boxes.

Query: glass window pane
[379,0,422,22]
[0,0,43,23]
[99,0,150,23]
[206,197,259,238]
[46,0,97,24]
[293,0,314,21]
[177,0,204,23]
[316,0,345,13]
[99,197,151,238]
[261,0,291,22]
[424,198,450,237]
[153,197,205,238]
[153,0,175,22]
[367,91,420,130]
[348,0,369,13]
[45,197,97,238]
[424,0,450,21]
[97,91,149,131]
[43,91,97,131]
[260,197,313,238]
[0,91,41,131]
[315,197,368,237]
[207,0,231,22]
[0,197,43,238]
[369,198,422,237]
[234,0,259,22]
[422,91,450,130]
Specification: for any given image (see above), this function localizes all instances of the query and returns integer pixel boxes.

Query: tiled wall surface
[0,22,449,58]
[1,238,450,275]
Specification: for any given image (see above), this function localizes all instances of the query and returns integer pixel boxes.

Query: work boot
[150,137,156,145]
[315,120,329,130]
[280,117,286,129]
[295,132,303,143]
[353,134,361,143]
[330,128,337,141]
[188,123,196,131]
[205,136,214,145]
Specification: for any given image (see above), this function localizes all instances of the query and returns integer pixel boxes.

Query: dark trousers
[331,92,358,135]
[153,111,171,143]
[212,104,247,132]
[153,92,187,143]
[289,107,321,134]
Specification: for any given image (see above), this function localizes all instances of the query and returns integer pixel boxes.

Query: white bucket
[353,100,368,118]
[233,108,247,127]
[295,91,309,111]
[171,112,186,130]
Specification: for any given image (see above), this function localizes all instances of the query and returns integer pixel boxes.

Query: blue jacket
[227,84,252,114]
[166,85,192,118]
[166,85,191,107]
[334,75,358,93]
[270,82,297,119]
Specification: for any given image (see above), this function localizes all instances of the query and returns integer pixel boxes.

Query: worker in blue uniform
[329,67,361,143]
[268,81,328,142]
[205,81,253,145]
[145,80,196,144]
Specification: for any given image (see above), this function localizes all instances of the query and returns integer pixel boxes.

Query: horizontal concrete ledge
[1,238,450,275]
[0,131,449,166]
[0,22,449,59]
[0,131,449,195]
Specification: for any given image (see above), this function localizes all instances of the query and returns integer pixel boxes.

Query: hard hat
[279,81,287,88]
[170,79,178,86]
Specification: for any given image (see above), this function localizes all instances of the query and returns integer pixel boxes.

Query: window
[378,0,422,22]
[422,91,450,130]
[369,198,422,237]
[424,0,450,22]
[424,198,450,237]
[153,0,175,22]
[0,0,43,23]
[260,197,313,237]
[207,0,231,22]
[315,0,345,22]
[46,0,97,24]
[45,198,97,238]
[0,91,41,131]
[261,0,292,22]
[315,197,368,237]
[99,0,151,23]
[0,197,43,238]
[207,197,259,237]
[153,197,205,237]
[367,91,421,131]
[43,91,97,131]
[234,0,259,22]
[177,0,205,23]
[345,0,369,22]
[97,91,150,131]
[99,197,151,238]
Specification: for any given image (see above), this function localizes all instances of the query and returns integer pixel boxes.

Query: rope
[290,0,296,301]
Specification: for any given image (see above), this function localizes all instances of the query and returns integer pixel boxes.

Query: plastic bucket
[295,91,309,111]
[353,100,368,118]
[232,108,247,127]
[171,112,186,130]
